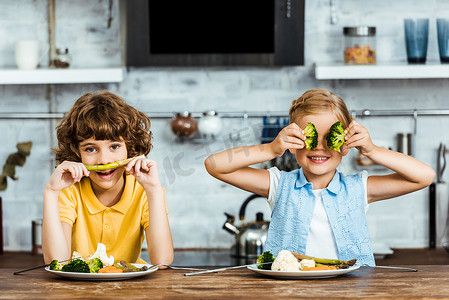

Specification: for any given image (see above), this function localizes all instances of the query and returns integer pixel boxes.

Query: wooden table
[2,265,449,299]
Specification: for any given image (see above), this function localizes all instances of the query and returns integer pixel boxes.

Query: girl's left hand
[126,157,162,188]
[340,120,375,156]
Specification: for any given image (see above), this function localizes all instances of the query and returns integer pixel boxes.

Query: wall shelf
[0,67,124,84]
[315,62,449,80]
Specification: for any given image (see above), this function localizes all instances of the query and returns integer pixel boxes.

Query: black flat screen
[149,0,275,54]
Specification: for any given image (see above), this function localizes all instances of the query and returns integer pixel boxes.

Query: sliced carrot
[301,265,337,271]
[98,266,124,273]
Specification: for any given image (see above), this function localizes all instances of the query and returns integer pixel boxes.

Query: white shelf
[0,67,124,84]
[315,62,449,80]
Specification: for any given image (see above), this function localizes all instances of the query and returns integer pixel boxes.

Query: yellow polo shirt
[58,174,160,264]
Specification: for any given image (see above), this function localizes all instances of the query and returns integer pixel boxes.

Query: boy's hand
[340,120,375,156]
[126,157,162,188]
[270,123,306,157]
[45,161,90,192]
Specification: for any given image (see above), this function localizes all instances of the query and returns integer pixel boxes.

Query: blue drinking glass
[404,19,429,63]
[437,19,449,63]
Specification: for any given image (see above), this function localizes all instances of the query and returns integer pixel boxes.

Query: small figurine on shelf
[53,48,71,68]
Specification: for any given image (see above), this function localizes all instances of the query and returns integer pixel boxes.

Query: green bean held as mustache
[84,157,137,171]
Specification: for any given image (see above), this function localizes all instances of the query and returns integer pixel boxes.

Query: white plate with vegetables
[46,263,158,281]
[250,250,360,279]
[247,264,360,279]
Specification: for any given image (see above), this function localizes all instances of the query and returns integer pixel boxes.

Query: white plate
[247,264,360,279]
[45,264,158,281]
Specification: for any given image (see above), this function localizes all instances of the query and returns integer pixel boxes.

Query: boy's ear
[288,148,295,154]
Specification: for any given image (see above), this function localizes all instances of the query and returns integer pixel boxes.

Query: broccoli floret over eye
[88,257,104,273]
[327,121,346,152]
[257,251,275,270]
[303,122,318,150]
[49,260,63,271]
[61,258,90,273]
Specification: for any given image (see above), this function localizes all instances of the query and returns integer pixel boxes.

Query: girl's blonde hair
[54,90,152,163]
[289,88,352,128]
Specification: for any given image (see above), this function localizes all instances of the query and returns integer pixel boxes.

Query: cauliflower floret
[271,250,300,271]
[91,243,114,267]
[71,251,83,260]
[299,258,316,270]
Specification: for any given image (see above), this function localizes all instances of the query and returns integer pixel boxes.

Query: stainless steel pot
[222,194,270,258]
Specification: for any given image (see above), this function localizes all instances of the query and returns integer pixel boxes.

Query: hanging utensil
[430,143,449,248]
[436,144,449,246]
[437,143,446,183]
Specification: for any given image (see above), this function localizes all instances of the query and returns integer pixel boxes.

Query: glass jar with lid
[343,26,376,64]
[53,48,71,68]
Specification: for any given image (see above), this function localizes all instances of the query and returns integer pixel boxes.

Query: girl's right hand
[45,161,90,192]
[269,123,306,157]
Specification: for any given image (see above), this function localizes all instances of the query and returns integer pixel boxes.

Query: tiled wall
[1,0,449,253]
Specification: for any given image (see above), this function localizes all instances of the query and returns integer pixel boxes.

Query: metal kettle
[222,194,270,258]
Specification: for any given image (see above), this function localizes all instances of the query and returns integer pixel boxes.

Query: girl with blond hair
[205,88,434,265]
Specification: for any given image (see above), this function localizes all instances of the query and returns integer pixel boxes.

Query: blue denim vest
[265,168,375,266]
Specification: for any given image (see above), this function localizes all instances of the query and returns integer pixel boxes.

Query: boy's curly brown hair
[54,90,152,163]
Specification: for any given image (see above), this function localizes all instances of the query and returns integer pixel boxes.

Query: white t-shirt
[267,167,369,259]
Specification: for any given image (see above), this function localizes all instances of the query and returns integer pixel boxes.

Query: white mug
[15,40,47,70]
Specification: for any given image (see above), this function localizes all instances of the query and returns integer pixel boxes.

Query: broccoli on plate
[88,257,104,273]
[326,121,346,152]
[303,122,318,150]
[61,258,90,273]
[256,251,275,270]
[49,260,63,271]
